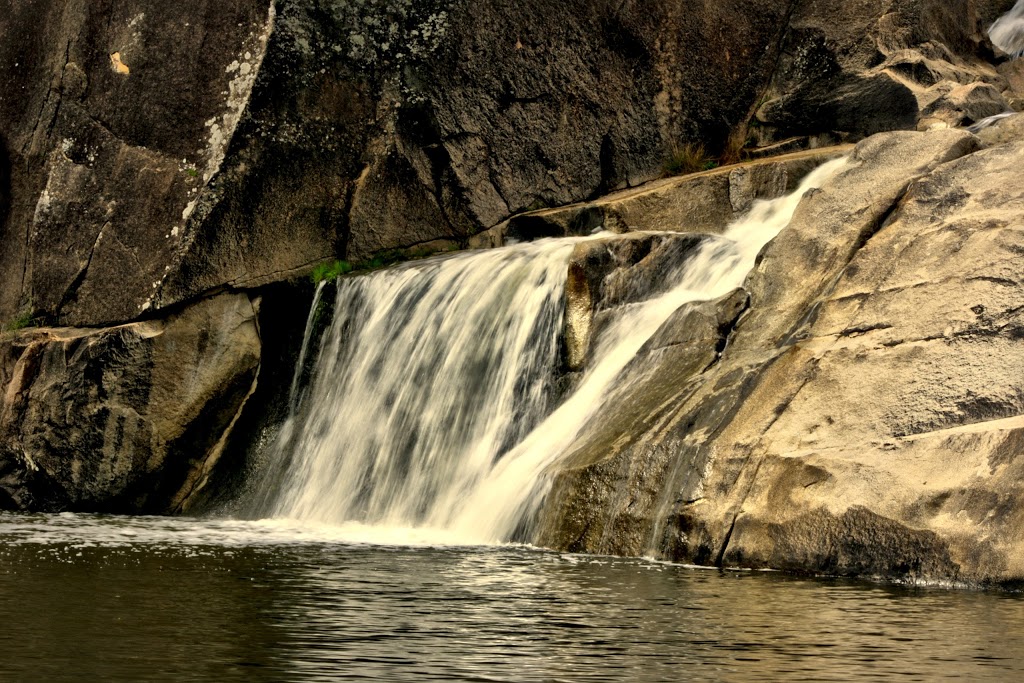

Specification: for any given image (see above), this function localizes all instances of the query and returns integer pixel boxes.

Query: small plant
[184,167,200,179]
[311,260,353,283]
[3,310,36,333]
[719,131,750,166]
[663,142,714,176]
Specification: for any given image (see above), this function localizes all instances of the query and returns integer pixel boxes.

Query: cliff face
[0,0,1011,328]
[1,0,798,328]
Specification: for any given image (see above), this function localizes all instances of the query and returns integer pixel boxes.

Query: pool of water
[1,513,1022,681]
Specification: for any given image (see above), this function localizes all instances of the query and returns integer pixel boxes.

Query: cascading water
[252,157,848,546]
[990,0,1024,58]
[252,240,579,533]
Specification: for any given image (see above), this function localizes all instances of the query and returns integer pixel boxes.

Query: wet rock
[977,115,1024,150]
[563,232,708,371]
[501,147,851,244]
[0,293,260,513]
[920,82,1010,128]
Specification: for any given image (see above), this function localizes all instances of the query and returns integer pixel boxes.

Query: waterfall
[253,240,580,531]
[991,0,1024,58]
[252,157,847,545]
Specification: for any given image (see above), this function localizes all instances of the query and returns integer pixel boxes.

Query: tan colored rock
[501,147,851,244]
[0,293,260,513]
[536,128,1024,586]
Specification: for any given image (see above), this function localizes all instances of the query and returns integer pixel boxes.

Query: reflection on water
[1,513,1023,682]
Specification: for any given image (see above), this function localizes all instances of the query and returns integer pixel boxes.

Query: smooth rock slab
[536,128,1024,586]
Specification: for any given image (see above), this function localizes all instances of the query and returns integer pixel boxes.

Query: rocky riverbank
[3,0,1024,587]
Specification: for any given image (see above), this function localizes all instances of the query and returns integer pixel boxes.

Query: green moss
[185,167,200,179]
[310,260,353,283]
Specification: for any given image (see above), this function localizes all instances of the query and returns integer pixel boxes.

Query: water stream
[991,0,1024,58]
[250,157,848,546]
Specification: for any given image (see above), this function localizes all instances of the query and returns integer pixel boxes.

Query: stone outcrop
[0,0,798,328]
[536,123,1024,587]
[475,146,851,247]
[0,293,260,513]
[754,0,1016,145]
[563,232,709,372]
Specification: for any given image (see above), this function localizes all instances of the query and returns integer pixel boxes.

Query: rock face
[563,232,709,372]
[0,0,1011,330]
[0,294,260,513]
[536,125,1024,587]
[0,0,798,328]
[754,0,1017,144]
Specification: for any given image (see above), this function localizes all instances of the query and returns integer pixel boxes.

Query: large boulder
[563,232,710,372]
[0,293,260,513]
[532,128,1024,587]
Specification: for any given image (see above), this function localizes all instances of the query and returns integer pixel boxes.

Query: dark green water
[1,513,1022,682]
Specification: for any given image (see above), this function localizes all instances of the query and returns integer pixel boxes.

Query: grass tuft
[664,143,716,176]
[3,310,36,333]
[311,260,353,283]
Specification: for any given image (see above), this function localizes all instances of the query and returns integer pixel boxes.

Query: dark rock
[0,293,260,513]
[563,232,708,371]
[755,0,1007,145]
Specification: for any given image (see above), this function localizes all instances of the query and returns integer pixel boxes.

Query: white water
[254,157,847,546]
[991,1,1024,58]
[256,240,581,532]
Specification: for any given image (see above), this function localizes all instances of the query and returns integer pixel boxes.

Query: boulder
[0,293,260,513]
[563,232,709,371]
[533,128,1024,587]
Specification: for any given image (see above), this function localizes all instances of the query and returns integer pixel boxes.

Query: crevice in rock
[715,511,740,568]
[172,298,263,513]
[43,41,73,144]
[54,221,108,321]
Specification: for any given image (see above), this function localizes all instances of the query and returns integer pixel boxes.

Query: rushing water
[991,0,1024,58]
[2,512,1024,682]
[252,158,849,546]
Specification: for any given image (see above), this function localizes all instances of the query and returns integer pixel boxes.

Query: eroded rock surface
[0,293,260,513]
[536,128,1024,587]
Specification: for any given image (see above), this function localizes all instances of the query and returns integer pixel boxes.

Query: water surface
[1,513,1022,681]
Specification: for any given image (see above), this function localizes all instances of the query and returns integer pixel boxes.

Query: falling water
[990,0,1024,58]
[253,157,848,545]
[254,240,580,533]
